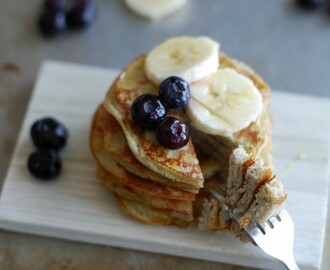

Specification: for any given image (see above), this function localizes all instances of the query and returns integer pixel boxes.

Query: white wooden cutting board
[0,60,329,270]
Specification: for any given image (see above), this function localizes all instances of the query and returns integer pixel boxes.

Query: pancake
[115,194,192,227]
[99,105,200,193]
[103,55,204,188]
[90,106,196,202]
[96,168,193,221]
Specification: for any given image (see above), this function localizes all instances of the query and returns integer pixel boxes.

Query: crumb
[279,152,309,177]
[1,62,21,74]
[298,152,308,160]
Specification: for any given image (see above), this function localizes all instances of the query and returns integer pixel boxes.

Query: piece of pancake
[226,146,286,228]
[103,55,204,188]
[199,146,287,232]
[99,105,200,193]
[115,194,192,227]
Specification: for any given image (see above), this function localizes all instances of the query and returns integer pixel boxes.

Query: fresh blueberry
[31,117,69,150]
[38,10,66,37]
[66,0,96,29]
[27,149,62,180]
[156,117,190,150]
[159,76,190,109]
[296,0,324,9]
[44,0,67,11]
[131,94,167,130]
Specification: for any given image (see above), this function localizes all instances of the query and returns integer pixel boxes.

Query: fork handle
[282,253,300,270]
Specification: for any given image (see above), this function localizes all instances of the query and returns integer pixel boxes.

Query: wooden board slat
[0,60,329,270]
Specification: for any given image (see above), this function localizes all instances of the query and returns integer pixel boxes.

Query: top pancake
[104,55,204,188]
[90,105,196,201]
[103,52,272,189]
[100,106,200,192]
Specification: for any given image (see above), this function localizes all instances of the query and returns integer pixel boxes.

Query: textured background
[0,0,329,269]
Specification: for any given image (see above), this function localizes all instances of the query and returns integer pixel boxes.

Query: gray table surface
[0,0,329,269]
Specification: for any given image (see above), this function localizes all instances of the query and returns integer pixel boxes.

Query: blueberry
[44,0,67,11]
[66,0,96,29]
[296,0,324,9]
[28,149,62,180]
[156,117,190,150]
[31,117,68,150]
[38,10,66,37]
[159,76,190,109]
[131,94,167,130]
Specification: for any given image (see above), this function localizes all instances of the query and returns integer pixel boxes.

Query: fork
[207,184,300,270]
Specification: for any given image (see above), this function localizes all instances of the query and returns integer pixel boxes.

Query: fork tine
[207,187,245,223]
[256,223,266,235]
[268,216,278,227]
[266,220,274,229]
[207,188,226,206]
[275,215,282,222]
[257,221,275,235]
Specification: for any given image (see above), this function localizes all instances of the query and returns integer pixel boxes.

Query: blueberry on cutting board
[44,0,67,11]
[66,0,97,29]
[38,10,67,37]
[297,0,324,9]
[27,149,62,180]
[31,117,69,150]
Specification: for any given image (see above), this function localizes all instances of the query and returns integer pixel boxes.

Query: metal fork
[207,184,299,270]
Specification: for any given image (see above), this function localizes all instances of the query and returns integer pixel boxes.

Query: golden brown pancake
[103,56,204,188]
[96,168,194,221]
[115,194,192,227]
[90,106,196,202]
[99,106,200,193]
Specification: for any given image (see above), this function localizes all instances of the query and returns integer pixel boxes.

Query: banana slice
[187,98,233,136]
[125,0,188,21]
[145,36,220,85]
[187,68,263,136]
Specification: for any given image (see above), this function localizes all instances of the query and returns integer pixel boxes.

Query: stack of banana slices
[90,36,287,237]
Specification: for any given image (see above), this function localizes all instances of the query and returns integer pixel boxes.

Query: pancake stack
[90,103,218,226]
[90,36,287,237]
